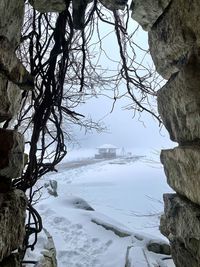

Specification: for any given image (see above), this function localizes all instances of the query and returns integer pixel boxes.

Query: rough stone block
[0,77,21,122]
[38,228,57,267]
[29,0,66,13]
[149,0,200,79]
[0,36,34,90]
[161,146,200,206]
[130,0,171,31]
[160,193,200,267]
[147,241,170,255]
[0,0,24,49]
[0,190,27,262]
[157,53,200,143]
[0,129,24,179]
[100,0,128,11]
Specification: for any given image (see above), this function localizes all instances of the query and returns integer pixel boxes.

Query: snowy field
[26,149,175,267]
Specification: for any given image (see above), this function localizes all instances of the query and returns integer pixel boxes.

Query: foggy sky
[73,95,175,153]
[70,20,175,153]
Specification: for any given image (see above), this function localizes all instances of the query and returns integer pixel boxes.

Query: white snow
[25,150,175,267]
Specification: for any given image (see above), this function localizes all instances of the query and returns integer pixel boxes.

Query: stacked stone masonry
[0,190,27,262]
[131,0,200,266]
[0,0,31,265]
[0,129,24,179]
[160,194,200,267]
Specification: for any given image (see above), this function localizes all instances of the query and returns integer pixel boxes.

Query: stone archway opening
[0,0,199,266]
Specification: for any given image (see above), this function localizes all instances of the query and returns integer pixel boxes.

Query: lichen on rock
[28,0,66,13]
[149,0,200,79]
[0,77,22,122]
[99,0,128,11]
[0,129,24,179]
[0,190,27,262]
[160,194,200,267]
[0,0,24,49]
[157,52,200,143]
[161,146,200,206]
[130,0,171,31]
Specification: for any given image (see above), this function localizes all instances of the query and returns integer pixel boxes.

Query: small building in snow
[95,144,118,159]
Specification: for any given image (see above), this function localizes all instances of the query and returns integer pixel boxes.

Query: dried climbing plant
[6,0,162,261]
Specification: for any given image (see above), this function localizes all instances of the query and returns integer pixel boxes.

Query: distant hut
[95,144,118,159]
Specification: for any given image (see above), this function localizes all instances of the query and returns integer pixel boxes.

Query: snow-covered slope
[25,151,175,267]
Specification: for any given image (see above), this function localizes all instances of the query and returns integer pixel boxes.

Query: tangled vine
[5,0,162,261]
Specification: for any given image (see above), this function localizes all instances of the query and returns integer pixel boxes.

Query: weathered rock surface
[149,0,200,79]
[100,0,128,11]
[160,194,200,267]
[157,53,200,143]
[0,36,34,90]
[0,0,24,49]
[147,240,170,255]
[37,228,57,267]
[130,0,171,31]
[0,77,21,122]
[0,0,28,264]
[0,190,27,262]
[134,0,200,265]
[0,129,24,179]
[29,0,66,13]
[161,146,200,206]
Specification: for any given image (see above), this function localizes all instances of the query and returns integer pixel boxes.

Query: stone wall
[0,0,31,265]
[131,0,200,266]
[1,0,199,266]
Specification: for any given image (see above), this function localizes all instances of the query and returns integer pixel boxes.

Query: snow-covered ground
[25,149,175,267]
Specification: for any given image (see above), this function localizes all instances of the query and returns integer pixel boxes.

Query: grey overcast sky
[71,17,175,153]
[74,94,174,153]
